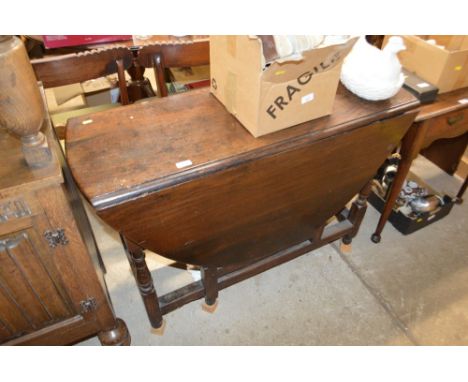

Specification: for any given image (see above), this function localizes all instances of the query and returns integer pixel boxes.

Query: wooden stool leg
[372,122,426,243]
[120,235,164,329]
[455,176,468,204]
[201,266,219,313]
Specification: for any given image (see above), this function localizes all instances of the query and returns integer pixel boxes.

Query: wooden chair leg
[153,53,169,98]
[120,235,164,330]
[201,266,219,313]
[116,59,130,105]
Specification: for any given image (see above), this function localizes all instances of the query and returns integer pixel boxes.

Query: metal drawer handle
[447,114,464,126]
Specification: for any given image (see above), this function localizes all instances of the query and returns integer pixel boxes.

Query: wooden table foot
[202,299,219,313]
[150,319,166,336]
[98,318,131,346]
[371,233,381,243]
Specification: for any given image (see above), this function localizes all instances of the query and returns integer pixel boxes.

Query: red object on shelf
[186,79,211,90]
[42,35,132,49]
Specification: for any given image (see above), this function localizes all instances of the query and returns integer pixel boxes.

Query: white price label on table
[176,159,193,169]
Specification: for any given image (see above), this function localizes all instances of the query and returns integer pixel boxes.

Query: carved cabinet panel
[0,188,91,344]
[0,225,75,342]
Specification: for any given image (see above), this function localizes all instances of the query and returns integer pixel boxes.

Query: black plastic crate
[369,173,455,235]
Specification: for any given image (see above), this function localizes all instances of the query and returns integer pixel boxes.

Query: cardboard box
[53,83,84,105]
[210,36,357,137]
[45,87,86,114]
[85,89,113,107]
[170,65,210,85]
[384,35,468,94]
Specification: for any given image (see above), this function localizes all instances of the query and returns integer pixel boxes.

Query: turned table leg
[98,318,131,346]
[372,121,427,243]
[201,266,219,312]
[120,235,164,329]
[342,180,373,247]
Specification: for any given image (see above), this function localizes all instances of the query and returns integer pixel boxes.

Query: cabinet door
[1,182,117,345]
[0,215,76,343]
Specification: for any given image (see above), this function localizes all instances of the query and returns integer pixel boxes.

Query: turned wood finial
[0,35,51,168]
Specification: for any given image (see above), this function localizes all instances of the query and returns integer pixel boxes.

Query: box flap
[261,37,357,84]
[428,35,468,51]
[53,83,84,105]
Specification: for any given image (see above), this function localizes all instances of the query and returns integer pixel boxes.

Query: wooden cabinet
[0,116,130,345]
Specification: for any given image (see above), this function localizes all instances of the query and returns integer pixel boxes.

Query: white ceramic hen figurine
[340,36,406,101]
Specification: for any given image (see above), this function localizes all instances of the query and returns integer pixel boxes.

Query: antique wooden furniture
[125,47,157,102]
[66,85,419,330]
[372,87,468,243]
[30,45,133,141]
[31,47,132,105]
[137,37,209,97]
[0,94,130,345]
[30,35,209,103]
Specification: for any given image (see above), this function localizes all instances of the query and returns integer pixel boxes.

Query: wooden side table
[371,87,468,243]
[66,85,419,330]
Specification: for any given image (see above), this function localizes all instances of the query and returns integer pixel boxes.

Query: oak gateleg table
[65,85,419,331]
